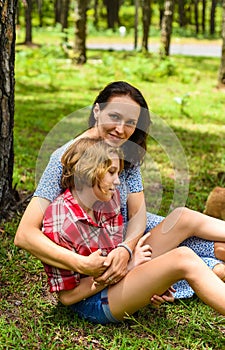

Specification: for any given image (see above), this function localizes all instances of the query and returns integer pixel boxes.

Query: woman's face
[93,155,121,202]
[93,95,141,147]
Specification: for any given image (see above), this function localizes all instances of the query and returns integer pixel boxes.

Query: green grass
[1,27,225,348]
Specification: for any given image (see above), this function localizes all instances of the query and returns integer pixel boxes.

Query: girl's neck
[71,188,96,220]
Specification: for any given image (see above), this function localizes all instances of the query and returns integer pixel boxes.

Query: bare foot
[213,263,225,282]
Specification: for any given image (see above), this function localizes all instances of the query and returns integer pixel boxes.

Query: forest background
[1,0,225,349]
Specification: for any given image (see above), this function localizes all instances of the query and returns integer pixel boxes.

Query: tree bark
[218,0,225,87]
[74,0,88,64]
[202,0,206,34]
[142,0,151,52]
[194,0,199,35]
[24,0,32,44]
[104,0,120,30]
[61,0,70,31]
[178,0,186,28]
[210,0,217,35]
[160,0,174,57]
[54,0,62,25]
[93,0,99,29]
[134,0,139,49]
[0,0,18,219]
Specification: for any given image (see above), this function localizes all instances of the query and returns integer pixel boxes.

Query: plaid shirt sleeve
[42,196,81,293]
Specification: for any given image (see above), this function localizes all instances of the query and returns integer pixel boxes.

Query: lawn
[1,28,225,349]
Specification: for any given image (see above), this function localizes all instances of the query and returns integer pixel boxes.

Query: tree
[194,0,199,35]
[134,0,139,49]
[202,0,206,34]
[218,0,225,87]
[160,0,174,56]
[61,0,70,42]
[0,0,18,220]
[142,0,152,51]
[54,0,62,25]
[178,0,186,28]
[104,0,120,30]
[73,0,88,64]
[24,0,33,45]
[210,0,217,35]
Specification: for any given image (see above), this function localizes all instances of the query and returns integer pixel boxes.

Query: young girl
[42,137,225,325]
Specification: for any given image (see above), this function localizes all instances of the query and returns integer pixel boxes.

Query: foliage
[1,30,225,348]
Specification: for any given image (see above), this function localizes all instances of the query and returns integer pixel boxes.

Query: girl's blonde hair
[61,137,124,191]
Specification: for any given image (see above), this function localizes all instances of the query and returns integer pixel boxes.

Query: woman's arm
[94,191,146,284]
[14,197,108,276]
[58,276,105,306]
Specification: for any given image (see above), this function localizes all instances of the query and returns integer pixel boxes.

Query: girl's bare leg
[145,207,225,259]
[108,247,225,321]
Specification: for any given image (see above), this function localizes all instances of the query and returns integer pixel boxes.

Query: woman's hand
[93,247,130,285]
[128,232,152,271]
[150,287,175,308]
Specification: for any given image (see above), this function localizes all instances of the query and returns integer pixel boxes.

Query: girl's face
[93,95,141,147]
[93,155,121,202]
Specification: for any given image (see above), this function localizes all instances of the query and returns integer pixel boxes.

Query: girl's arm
[58,277,105,306]
[14,197,108,276]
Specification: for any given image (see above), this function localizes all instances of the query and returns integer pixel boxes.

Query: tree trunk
[24,0,32,44]
[178,0,186,28]
[160,0,174,57]
[210,0,217,35]
[194,0,199,35]
[0,0,18,220]
[202,0,206,34]
[93,0,99,29]
[134,0,139,49]
[54,0,62,25]
[74,0,88,64]
[61,0,70,31]
[159,0,164,28]
[104,0,120,30]
[218,0,225,87]
[142,0,151,51]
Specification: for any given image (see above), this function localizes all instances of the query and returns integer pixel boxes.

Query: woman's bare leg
[145,207,225,259]
[108,247,225,320]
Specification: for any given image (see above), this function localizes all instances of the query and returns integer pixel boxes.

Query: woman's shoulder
[51,140,75,159]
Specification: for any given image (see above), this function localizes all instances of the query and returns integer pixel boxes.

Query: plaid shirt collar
[63,188,121,226]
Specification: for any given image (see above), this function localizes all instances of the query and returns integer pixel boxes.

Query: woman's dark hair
[88,81,151,169]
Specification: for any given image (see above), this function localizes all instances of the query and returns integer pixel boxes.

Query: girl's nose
[114,174,120,186]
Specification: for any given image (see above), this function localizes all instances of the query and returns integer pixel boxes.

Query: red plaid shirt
[43,188,124,292]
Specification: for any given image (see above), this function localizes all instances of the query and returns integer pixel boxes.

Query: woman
[15,81,225,298]
[42,136,225,325]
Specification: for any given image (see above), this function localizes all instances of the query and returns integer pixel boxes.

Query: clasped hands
[82,232,175,307]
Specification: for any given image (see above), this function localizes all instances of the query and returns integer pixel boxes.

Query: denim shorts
[69,288,120,325]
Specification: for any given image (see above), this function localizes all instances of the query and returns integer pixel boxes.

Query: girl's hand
[128,232,152,271]
[79,249,108,277]
[150,287,176,308]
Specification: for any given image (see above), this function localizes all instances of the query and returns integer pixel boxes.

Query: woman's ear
[93,103,100,120]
